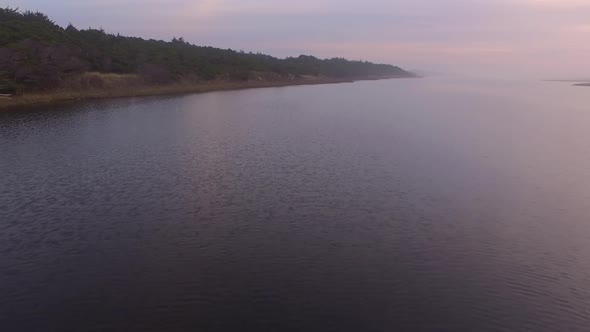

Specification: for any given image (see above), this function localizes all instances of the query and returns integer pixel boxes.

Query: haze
[8,0,590,79]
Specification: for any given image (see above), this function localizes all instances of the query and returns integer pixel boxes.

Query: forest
[0,7,413,95]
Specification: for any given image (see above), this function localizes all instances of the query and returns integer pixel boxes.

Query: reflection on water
[1,78,590,331]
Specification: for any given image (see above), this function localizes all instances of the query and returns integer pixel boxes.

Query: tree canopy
[0,7,413,92]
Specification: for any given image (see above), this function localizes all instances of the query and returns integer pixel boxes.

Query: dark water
[2,78,590,331]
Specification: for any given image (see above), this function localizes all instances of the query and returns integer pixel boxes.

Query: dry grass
[59,72,144,90]
[0,73,406,111]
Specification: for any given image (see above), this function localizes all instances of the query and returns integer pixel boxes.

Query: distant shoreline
[0,75,414,111]
[545,79,590,82]
[544,80,590,87]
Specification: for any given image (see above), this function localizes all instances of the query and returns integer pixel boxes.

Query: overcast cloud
[7,0,590,78]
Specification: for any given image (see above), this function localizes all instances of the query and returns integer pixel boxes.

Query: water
[1,78,590,331]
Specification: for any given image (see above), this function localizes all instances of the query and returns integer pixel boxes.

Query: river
[1,77,590,331]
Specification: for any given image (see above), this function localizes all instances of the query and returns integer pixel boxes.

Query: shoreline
[0,76,414,111]
[574,83,590,87]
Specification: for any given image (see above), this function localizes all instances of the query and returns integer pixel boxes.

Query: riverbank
[0,75,411,111]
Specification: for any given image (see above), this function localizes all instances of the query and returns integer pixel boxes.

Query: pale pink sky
[9,0,590,78]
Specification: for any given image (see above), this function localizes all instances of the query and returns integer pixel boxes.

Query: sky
[7,0,590,78]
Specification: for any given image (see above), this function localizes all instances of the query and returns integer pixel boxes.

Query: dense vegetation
[0,7,413,94]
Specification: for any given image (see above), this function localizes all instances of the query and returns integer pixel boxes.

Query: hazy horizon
[7,0,590,79]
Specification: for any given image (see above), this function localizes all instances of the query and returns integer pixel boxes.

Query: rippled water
[1,78,590,331]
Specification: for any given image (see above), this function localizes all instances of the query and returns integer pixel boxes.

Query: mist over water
[2,78,590,331]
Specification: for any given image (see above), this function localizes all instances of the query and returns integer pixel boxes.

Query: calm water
[1,78,590,331]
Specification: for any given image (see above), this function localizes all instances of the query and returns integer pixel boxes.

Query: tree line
[0,7,413,94]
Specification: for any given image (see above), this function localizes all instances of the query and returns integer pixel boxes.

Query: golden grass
[59,72,143,90]
[0,72,406,111]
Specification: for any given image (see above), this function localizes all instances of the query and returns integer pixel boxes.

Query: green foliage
[0,7,413,90]
[0,7,65,45]
[0,71,18,94]
[0,71,7,90]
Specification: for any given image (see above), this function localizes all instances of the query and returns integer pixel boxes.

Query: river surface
[1,78,590,331]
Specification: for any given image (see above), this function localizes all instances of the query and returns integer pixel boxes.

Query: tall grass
[0,73,394,110]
